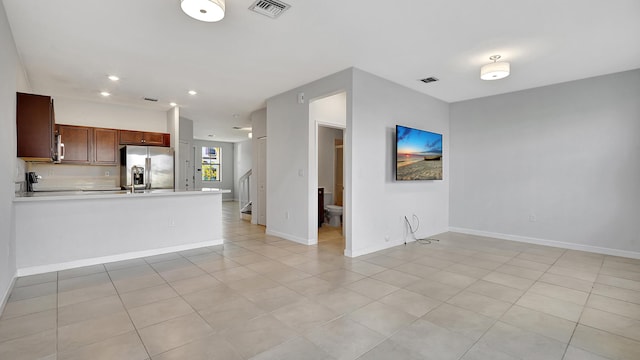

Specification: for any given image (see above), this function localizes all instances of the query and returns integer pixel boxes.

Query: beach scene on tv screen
[396,126,443,180]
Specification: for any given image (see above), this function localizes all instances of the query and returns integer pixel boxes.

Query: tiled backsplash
[25,163,120,191]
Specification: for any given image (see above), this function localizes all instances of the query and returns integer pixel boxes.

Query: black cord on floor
[404,215,440,245]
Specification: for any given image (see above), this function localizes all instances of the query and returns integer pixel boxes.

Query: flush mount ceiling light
[100,91,111,97]
[188,90,197,95]
[107,75,119,81]
[181,0,225,22]
[169,102,177,107]
[480,55,510,80]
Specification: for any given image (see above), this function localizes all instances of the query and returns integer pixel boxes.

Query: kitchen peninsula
[14,189,229,276]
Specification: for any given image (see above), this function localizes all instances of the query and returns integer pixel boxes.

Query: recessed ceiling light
[107,75,120,81]
[170,102,177,107]
[232,113,239,118]
[188,90,197,95]
[100,91,111,97]
[208,134,214,137]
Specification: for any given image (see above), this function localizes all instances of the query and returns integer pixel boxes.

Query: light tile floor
[1,202,640,359]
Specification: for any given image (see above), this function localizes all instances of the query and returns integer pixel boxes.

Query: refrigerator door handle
[145,157,151,189]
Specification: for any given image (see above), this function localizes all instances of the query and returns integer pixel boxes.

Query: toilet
[325,205,343,227]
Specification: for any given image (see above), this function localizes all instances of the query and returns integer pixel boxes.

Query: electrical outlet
[385,235,390,242]
[529,214,537,222]
[105,171,110,176]
[168,217,176,227]
[285,211,290,219]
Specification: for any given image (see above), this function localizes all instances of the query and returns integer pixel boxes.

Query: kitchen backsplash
[26,163,120,191]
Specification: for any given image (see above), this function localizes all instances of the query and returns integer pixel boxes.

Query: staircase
[238,169,252,221]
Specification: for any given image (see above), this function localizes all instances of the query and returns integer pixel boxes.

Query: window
[202,146,221,181]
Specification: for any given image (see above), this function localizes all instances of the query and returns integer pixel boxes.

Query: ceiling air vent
[143,97,159,102]
[249,0,291,19]
[419,77,439,84]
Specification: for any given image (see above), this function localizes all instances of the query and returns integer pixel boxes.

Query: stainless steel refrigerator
[120,146,174,190]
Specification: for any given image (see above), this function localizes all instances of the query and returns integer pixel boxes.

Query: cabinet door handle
[60,143,65,159]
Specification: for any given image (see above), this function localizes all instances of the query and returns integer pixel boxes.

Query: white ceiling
[4,0,640,142]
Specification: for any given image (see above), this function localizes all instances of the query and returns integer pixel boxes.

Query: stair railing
[238,169,252,215]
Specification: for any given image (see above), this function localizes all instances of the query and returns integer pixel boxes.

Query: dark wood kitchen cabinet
[93,128,119,165]
[120,130,170,146]
[56,125,119,165]
[56,125,91,164]
[16,92,55,161]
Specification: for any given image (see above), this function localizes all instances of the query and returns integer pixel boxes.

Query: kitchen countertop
[14,188,230,202]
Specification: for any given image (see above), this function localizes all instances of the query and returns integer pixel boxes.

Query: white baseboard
[346,238,416,258]
[265,229,314,246]
[16,239,224,277]
[449,227,640,260]
[0,274,17,316]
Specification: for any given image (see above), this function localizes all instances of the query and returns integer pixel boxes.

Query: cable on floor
[404,214,440,245]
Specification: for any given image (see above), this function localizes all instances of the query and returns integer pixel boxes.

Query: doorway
[317,125,345,253]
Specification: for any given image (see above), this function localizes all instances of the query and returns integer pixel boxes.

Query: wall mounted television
[396,125,443,181]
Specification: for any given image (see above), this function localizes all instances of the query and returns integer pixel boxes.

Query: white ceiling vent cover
[249,0,291,18]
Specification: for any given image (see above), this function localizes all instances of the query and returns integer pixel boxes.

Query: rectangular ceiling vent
[419,77,439,84]
[143,97,159,102]
[249,0,291,19]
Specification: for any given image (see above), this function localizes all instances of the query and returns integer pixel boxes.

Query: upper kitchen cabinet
[56,125,91,164]
[120,130,170,147]
[93,128,119,165]
[56,125,119,165]
[16,92,55,161]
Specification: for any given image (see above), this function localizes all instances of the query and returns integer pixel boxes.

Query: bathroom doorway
[310,91,347,254]
[317,125,344,254]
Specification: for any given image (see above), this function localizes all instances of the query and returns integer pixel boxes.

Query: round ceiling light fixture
[480,55,510,80]
[181,0,225,22]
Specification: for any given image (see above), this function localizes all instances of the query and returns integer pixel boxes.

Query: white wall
[450,69,640,257]
[310,92,347,127]
[55,96,167,132]
[317,126,343,200]
[193,140,234,200]
[266,69,353,245]
[15,193,223,274]
[234,139,252,201]
[266,68,449,256]
[175,115,195,191]
[349,68,450,256]
[250,109,267,225]
[0,1,21,310]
